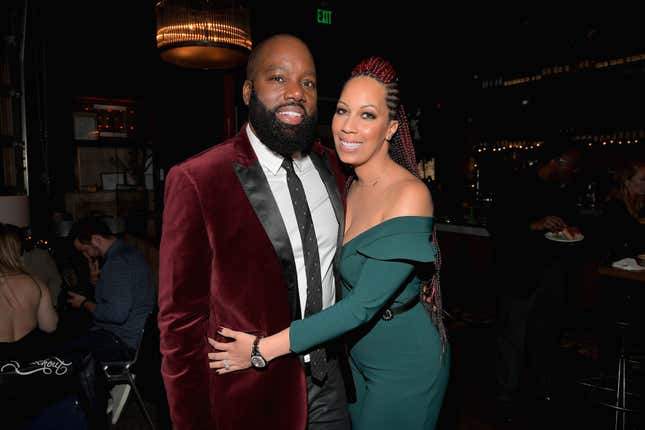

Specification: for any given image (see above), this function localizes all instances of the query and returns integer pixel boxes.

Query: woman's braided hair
[348,57,447,352]
[350,57,418,178]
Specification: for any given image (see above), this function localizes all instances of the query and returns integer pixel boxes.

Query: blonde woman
[602,160,645,260]
[616,160,645,220]
[0,223,58,361]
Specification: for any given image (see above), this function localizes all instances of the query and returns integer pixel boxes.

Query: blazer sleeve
[290,232,435,353]
[158,165,214,430]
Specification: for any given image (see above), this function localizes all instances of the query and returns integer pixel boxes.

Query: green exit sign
[317,9,332,25]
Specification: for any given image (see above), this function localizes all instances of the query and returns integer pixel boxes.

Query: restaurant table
[597,265,645,283]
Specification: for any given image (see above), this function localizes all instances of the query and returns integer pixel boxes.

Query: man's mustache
[274,101,307,115]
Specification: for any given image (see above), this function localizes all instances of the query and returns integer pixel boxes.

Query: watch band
[251,335,268,368]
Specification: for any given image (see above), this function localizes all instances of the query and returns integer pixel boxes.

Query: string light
[483,53,645,89]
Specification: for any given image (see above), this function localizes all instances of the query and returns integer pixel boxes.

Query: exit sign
[317,9,332,25]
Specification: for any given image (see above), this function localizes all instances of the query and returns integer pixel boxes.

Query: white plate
[544,231,584,243]
[612,258,645,272]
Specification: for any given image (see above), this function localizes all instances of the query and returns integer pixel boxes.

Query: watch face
[251,355,267,368]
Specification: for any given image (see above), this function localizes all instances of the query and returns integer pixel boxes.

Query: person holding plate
[487,142,583,423]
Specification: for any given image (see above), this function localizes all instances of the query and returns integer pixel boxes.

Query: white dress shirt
[247,124,338,318]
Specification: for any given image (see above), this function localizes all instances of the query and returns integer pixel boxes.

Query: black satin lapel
[309,152,344,235]
[234,161,301,321]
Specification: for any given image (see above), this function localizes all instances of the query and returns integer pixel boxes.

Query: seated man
[63,216,155,428]
[65,216,154,361]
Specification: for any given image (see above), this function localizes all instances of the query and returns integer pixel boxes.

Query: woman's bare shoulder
[1,273,44,294]
[383,177,433,219]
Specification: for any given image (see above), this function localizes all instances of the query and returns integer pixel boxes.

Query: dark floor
[112,299,643,430]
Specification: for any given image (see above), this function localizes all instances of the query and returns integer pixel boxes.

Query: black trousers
[62,329,133,430]
[495,261,566,402]
[305,356,351,430]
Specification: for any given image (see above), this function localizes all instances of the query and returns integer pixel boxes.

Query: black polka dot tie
[282,157,327,383]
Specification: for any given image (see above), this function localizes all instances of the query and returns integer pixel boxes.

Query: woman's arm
[208,183,433,373]
[208,257,416,373]
[208,327,290,373]
[37,278,58,332]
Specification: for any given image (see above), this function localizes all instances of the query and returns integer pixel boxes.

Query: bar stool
[577,266,643,430]
[578,319,640,430]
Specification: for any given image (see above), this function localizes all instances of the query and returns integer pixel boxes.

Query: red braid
[351,56,397,84]
[394,105,419,178]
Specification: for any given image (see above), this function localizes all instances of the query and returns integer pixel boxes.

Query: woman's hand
[208,327,256,374]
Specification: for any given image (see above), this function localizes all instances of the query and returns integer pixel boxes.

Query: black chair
[101,312,155,429]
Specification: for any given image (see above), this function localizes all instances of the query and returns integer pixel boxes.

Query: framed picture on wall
[73,112,98,141]
[100,172,124,191]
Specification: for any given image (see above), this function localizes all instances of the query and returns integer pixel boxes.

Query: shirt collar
[246,124,310,175]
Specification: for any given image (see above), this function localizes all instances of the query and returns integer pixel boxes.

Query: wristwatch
[250,336,267,369]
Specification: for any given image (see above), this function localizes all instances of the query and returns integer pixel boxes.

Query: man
[488,142,583,422]
[158,34,351,430]
[64,216,154,428]
[66,216,155,360]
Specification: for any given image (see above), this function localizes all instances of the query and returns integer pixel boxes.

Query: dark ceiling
[3,0,643,215]
[10,1,643,108]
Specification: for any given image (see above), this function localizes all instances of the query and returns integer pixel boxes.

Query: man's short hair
[69,216,114,244]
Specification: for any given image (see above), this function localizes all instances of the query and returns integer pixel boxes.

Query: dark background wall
[4,1,645,234]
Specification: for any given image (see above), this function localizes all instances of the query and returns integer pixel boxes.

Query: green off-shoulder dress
[291,216,450,430]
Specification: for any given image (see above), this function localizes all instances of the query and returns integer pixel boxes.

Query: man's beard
[248,88,318,157]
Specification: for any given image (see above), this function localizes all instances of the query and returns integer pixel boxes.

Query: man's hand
[67,291,87,309]
[530,216,567,232]
[85,255,100,285]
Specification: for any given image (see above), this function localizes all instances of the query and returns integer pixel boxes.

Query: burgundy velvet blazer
[158,126,347,430]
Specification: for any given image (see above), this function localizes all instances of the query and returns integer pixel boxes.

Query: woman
[208,57,449,429]
[0,223,58,361]
[601,159,645,261]
[1,225,88,430]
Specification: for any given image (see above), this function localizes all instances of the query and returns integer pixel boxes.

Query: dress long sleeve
[290,218,435,353]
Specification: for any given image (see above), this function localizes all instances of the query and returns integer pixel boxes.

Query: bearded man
[158,34,351,430]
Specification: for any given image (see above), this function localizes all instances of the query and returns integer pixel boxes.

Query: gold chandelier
[155,0,252,69]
